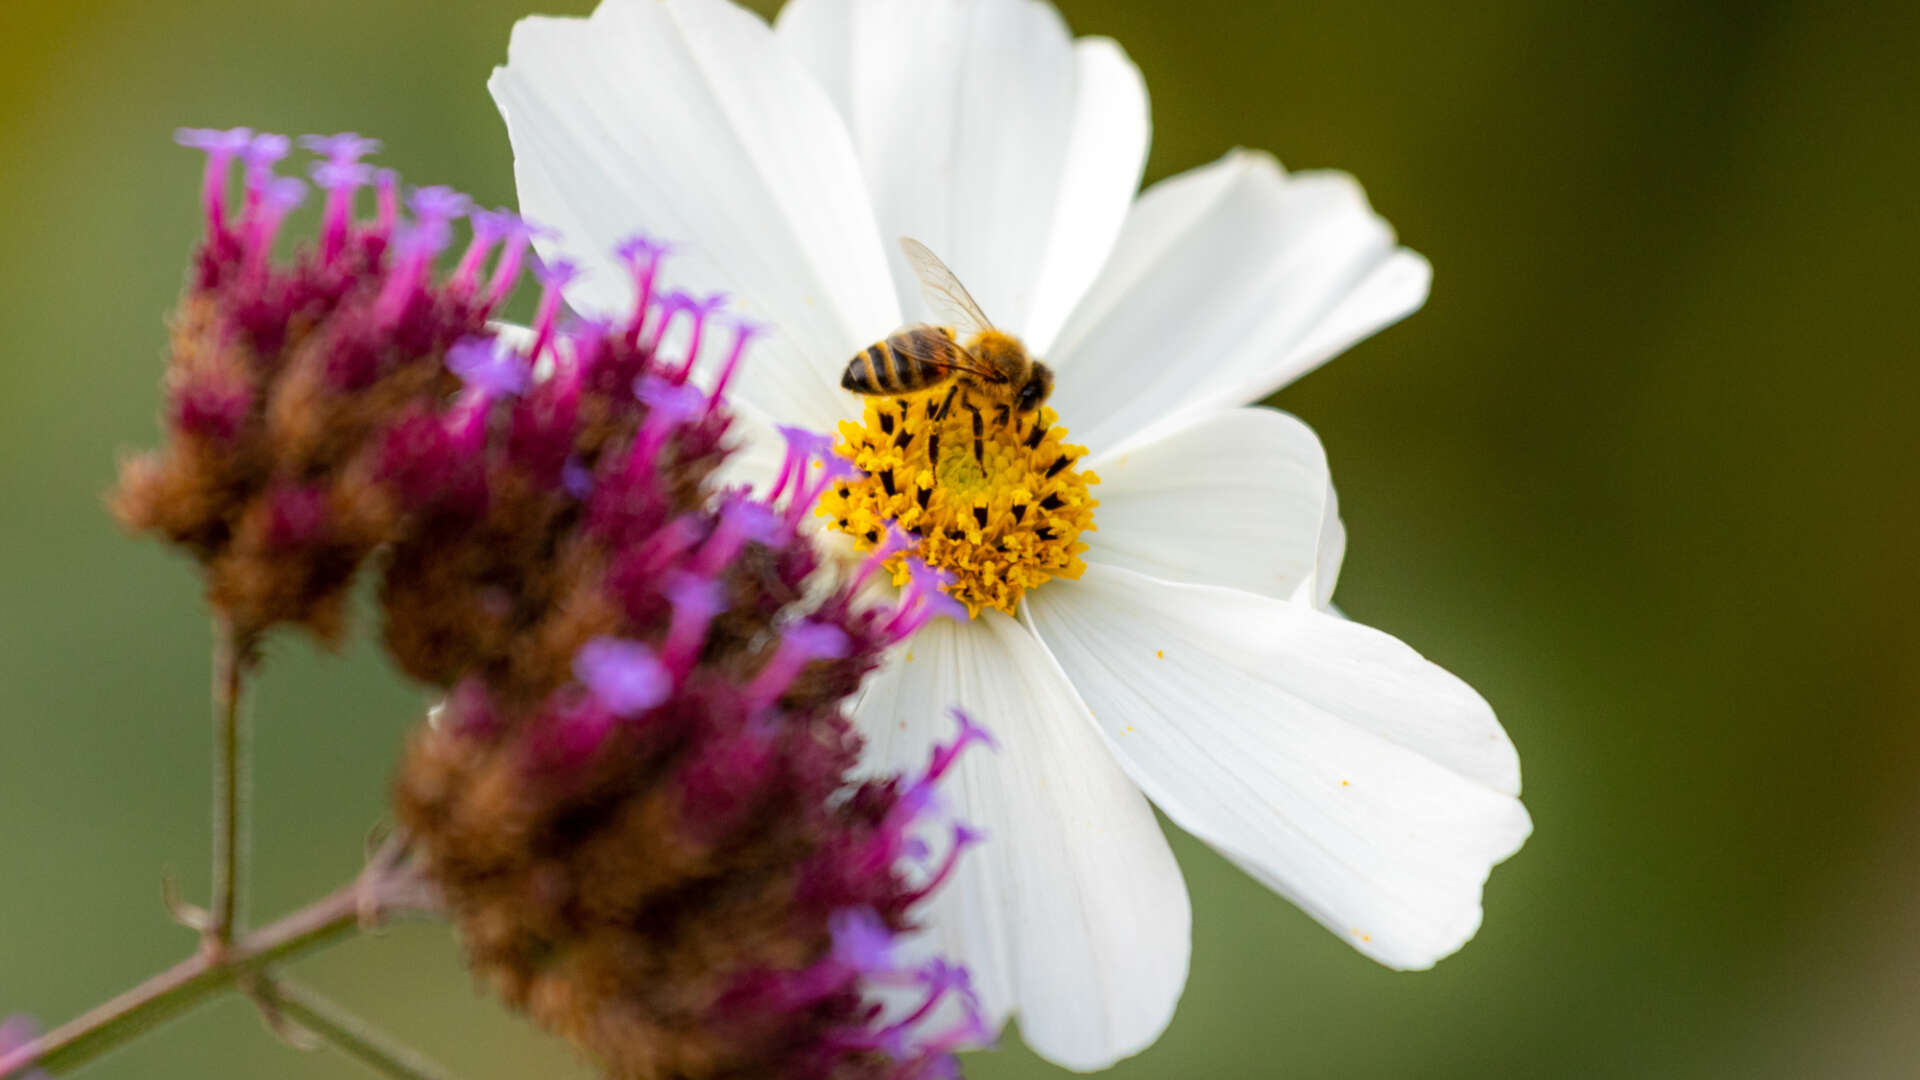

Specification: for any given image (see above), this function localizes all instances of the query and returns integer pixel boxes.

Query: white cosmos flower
[488,0,1531,1069]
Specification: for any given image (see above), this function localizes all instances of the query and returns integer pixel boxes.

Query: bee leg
[1024,414,1050,449]
[994,404,1010,429]
[933,383,959,422]
[927,431,941,466]
[968,402,985,466]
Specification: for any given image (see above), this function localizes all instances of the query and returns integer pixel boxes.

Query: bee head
[1015,363,1053,413]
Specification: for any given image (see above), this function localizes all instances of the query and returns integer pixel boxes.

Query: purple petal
[175,126,253,154]
[261,177,307,211]
[666,573,728,621]
[446,338,531,397]
[573,637,671,717]
[615,233,674,264]
[562,457,594,499]
[784,620,851,663]
[828,907,896,974]
[634,377,707,423]
[310,159,374,192]
[241,132,291,170]
[534,256,580,289]
[299,132,381,163]
[775,424,836,463]
[408,185,472,226]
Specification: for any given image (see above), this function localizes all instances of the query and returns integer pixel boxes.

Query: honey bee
[841,238,1054,463]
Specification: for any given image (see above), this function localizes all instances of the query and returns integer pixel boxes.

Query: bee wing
[889,327,1011,383]
[900,237,995,337]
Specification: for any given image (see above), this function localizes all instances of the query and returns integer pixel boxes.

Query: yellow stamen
[817,395,1098,616]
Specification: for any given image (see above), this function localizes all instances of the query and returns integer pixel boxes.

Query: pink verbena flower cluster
[118,129,989,1080]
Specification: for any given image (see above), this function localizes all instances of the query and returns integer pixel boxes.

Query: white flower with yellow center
[490,0,1531,1069]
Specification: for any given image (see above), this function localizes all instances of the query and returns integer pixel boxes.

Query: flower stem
[264,980,456,1080]
[0,853,431,1079]
[210,617,252,945]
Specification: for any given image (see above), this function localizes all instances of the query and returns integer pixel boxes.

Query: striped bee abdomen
[841,327,962,396]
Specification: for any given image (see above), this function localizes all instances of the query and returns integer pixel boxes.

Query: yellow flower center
[817,394,1098,617]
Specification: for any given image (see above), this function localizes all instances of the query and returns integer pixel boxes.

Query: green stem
[210,617,250,944]
[266,980,455,1080]
[0,855,430,1079]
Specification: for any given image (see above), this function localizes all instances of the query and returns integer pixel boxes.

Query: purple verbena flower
[572,636,672,717]
[175,126,253,231]
[446,337,532,398]
[129,127,1000,1080]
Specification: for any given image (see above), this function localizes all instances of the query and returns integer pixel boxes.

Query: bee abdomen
[840,328,958,396]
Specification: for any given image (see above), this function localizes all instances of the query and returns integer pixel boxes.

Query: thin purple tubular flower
[614,232,674,265]
[239,132,291,220]
[241,131,290,179]
[300,131,382,162]
[301,134,381,263]
[926,709,998,780]
[891,960,972,1037]
[829,907,896,975]
[769,424,838,504]
[309,160,373,262]
[632,375,709,463]
[905,822,984,905]
[634,376,707,423]
[650,289,728,382]
[485,215,542,308]
[453,208,517,294]
[615,233,673,341]
[174,126,252,231]
[789,454,861,528]
[572,636,672,717]
[709,315,765,410]
[528,256,578,359]
[660,573,727,677]
[689,494,782,576]
[374,168,399,234]
[853,524,915,590]
[409,184,474,227]
[446,337,531,398]
[744,619,851,713]
[884,561,969,642]
[310,159,375,190]
[243,177,306,275]
[374,213,457,327]
[394,187,469,273]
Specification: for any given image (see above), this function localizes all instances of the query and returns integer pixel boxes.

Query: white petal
[1048,150,1430,457]
[1022,38,1152,353]
[775,0,1149,348]
[1310,477,1346,610]
[1083,406,1335,600]
[490,0,897,431]
[1025,566,1529,970]
[1278,247,1432,396]
[767,0,858,119]
[853,613,1190,1071]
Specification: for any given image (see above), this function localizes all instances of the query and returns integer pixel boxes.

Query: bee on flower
[488,0,1531,1069]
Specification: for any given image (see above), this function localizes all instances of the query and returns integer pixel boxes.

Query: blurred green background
[4,0,1918,1077]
